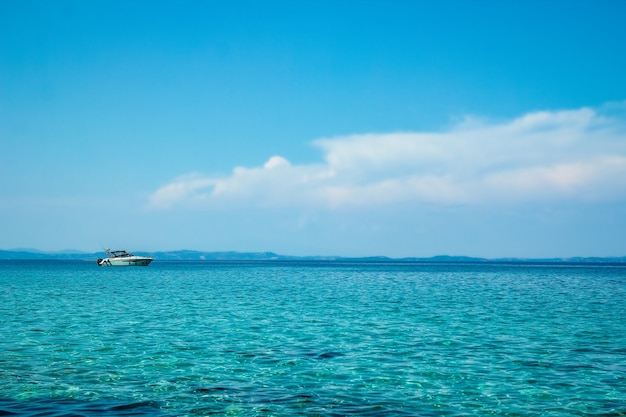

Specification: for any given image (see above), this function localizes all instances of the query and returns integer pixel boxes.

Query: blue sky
[2,0,626,258]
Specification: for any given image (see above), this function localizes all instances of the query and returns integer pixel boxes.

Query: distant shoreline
[1,249,625,264]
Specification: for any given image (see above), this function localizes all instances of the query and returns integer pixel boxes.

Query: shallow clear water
[1,260,625,416]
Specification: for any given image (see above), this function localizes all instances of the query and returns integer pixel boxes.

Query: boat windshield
[109,250,132,258]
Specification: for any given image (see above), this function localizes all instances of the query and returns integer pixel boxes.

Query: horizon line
[1,248,625,262]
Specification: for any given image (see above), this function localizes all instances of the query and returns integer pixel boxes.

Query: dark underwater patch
[0,398,164,416]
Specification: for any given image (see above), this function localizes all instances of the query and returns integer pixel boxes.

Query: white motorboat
[97,249,153,266]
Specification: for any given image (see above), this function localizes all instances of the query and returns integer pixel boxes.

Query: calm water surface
[1,260,625,416]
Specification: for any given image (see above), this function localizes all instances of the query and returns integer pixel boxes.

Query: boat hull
[97,257,153,266]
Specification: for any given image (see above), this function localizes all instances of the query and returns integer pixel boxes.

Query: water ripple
[1,261,625,416]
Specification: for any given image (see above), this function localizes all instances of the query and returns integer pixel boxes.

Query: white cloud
[148,174,216,209]
[148,105,626,210]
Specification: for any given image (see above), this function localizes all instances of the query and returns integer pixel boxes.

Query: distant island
[0,249,625,263]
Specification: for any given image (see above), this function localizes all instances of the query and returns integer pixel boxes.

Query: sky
[2,0,626,258]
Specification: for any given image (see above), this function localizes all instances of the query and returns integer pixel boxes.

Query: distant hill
[1,249,625,263]
[0,250,95,260]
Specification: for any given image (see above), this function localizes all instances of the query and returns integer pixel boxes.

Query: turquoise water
[1,260,625,416]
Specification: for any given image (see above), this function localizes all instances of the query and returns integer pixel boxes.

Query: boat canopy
[106,249,133,258]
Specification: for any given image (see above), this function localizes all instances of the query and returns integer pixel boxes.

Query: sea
[1,260,625,416]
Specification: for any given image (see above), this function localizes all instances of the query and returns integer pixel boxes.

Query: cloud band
[148,104,626,210]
